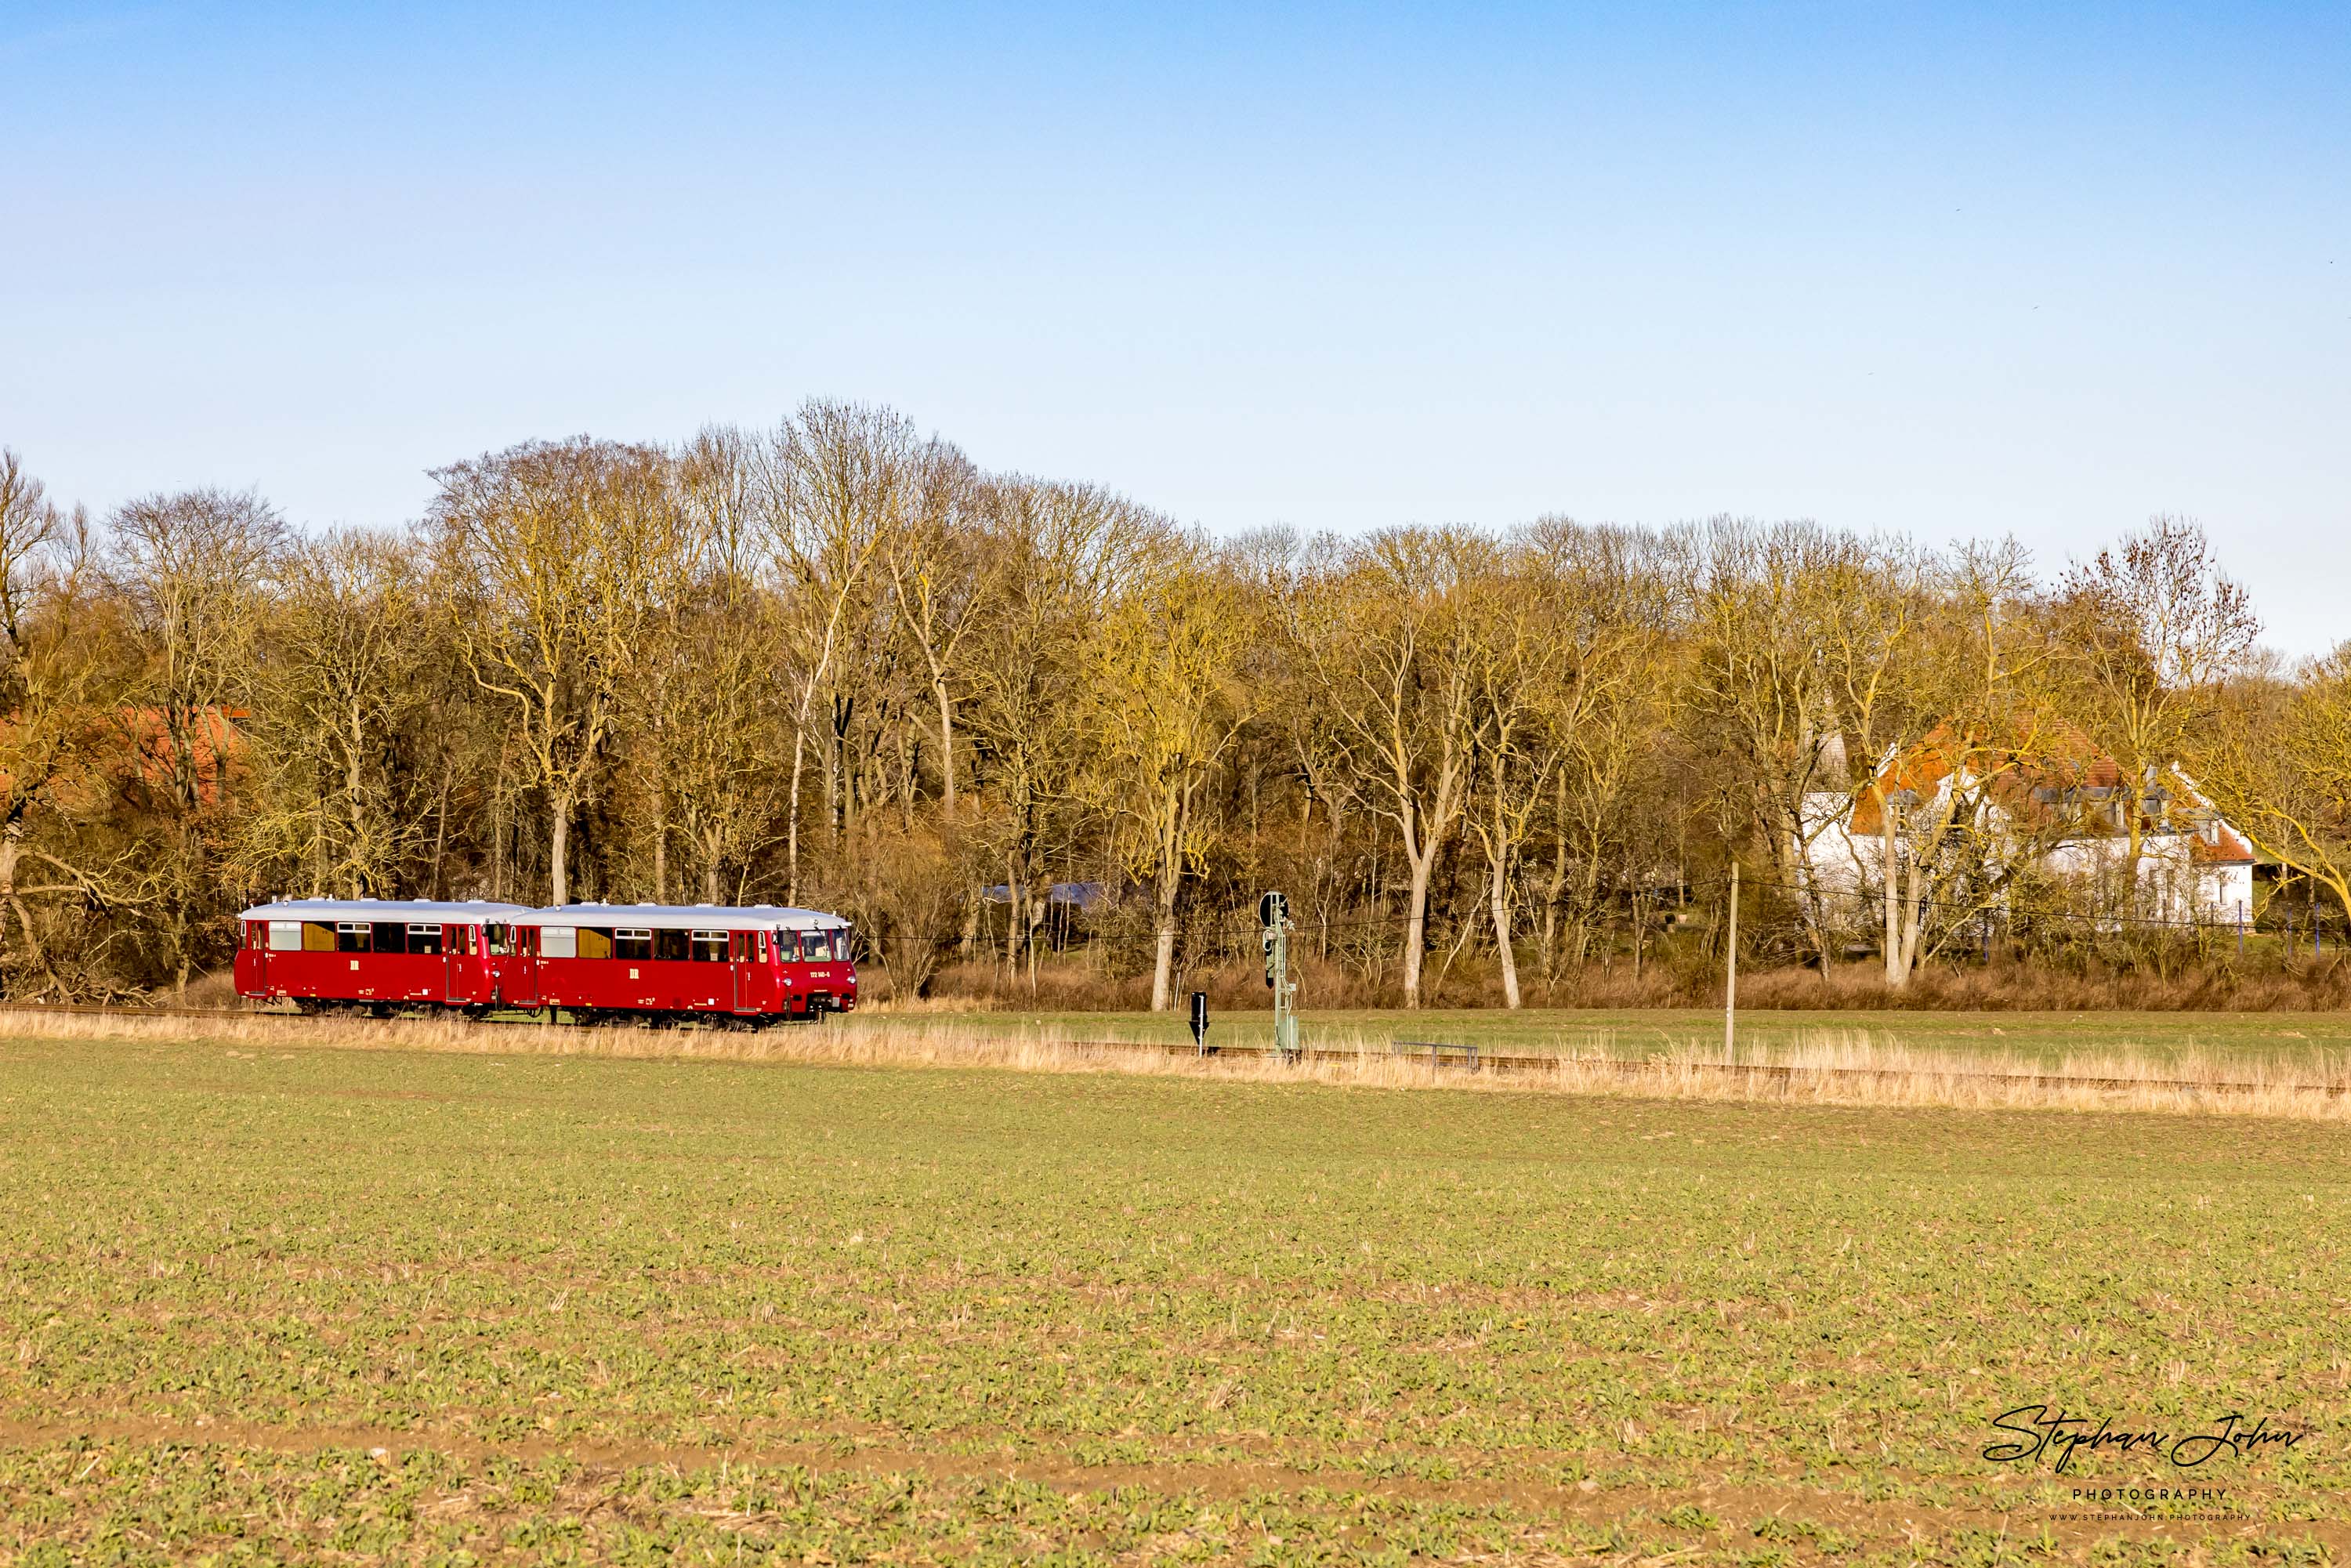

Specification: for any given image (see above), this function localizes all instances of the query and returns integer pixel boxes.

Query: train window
[303,922,335,951]
[654,928,689,962]
[574,927,613,959]
[268,920,302,952]
[372,922,409,954]
[407,923,445,956]
[613,928,653,961]
[537,925,572,958]
[799,931,831,961]
[335,922,371,953]
[691,930,728,962]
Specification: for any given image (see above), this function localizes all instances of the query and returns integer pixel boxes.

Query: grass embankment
[878,1003,2351,1067]
[1,1029,2345,1563]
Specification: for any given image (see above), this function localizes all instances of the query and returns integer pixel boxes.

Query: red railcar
[234,900,534,1012]
[513,904,857,1023]
[235,899,857,1024]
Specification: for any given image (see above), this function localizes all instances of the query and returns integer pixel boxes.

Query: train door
[445,926,469,1003]
[730,929,755,1011]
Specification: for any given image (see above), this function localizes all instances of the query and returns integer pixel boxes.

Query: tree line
[0,404,2338,1008]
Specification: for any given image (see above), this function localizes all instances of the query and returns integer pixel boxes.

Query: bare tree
[241,530,436,897]
[108,487,287,991]
[434,438,681,905]
[886,441,991,816]
[1290,527,1496,1009]
[1081,528,1253,1010]
[2059,517,2260,897]
[748,401,914,905]
[0,453,143,992]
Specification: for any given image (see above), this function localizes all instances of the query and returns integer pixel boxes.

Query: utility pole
[1724,863,1739,1064]
[1259,891,1299,1063]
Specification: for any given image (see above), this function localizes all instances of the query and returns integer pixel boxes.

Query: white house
[1795,720,2256,927]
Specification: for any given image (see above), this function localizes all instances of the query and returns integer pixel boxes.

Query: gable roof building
[1799,718,2255,924]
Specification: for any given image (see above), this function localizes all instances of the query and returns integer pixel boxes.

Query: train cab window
[654,928,690,962]
[407,923,445,956]
[484,924,510,956]
[691,930,728,962]
[800,930,844,961]
[336,922,373,953]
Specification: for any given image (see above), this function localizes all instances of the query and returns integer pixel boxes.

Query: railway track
[1,1001,2337,1099]
[1078,1037,2351,1098]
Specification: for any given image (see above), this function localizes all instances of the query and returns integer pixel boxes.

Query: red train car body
[234,900,533,1011]
[234,899,857,1024]
[510,904,857,1022]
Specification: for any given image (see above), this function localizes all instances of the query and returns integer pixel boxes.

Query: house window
[613,929,653,961]
[691,930,728,963]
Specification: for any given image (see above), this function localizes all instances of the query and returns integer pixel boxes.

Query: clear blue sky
[5,2,2346,652]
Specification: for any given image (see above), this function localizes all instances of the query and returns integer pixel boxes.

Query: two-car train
[234,899,857,1024]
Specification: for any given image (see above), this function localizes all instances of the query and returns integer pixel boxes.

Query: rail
[1071,1036,2349,1099]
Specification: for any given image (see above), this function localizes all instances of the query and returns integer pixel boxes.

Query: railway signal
[1258,891,1299,1062]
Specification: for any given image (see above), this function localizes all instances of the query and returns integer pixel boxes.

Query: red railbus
[234,900,534,1013]
[235,899,857,1025]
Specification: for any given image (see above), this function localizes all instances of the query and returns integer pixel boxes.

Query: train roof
[527,903,851,931]
[240,899,535,922]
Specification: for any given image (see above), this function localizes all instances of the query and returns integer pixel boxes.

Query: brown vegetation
[10,1006,2349,1121]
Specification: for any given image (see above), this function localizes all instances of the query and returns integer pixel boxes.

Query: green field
[882,1005,2351,1070]
[2,1029,2345,1564]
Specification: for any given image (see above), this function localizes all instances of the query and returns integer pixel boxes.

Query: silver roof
[240,899,534,923]
[526,903,850,931]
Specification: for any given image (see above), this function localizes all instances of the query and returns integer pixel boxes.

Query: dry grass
[7,1005,2350,1121]
[915,951,2351,1012]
